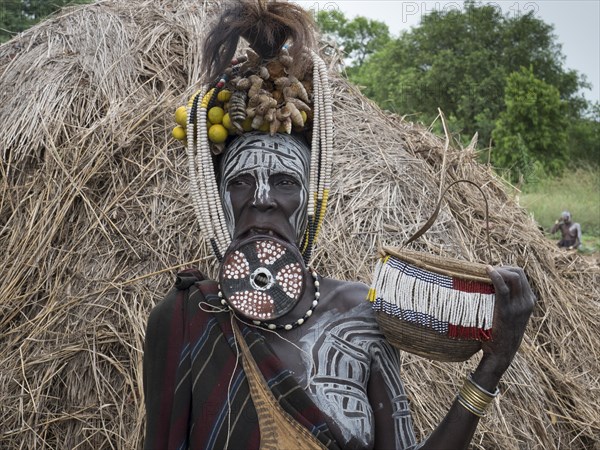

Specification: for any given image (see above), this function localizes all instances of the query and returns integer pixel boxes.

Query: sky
[295,1,600,104]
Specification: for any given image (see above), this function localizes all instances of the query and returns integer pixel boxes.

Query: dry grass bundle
[0,1,598,449]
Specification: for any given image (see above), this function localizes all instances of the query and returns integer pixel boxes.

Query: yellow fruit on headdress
[208,106,224,124]
[208,124,228,143]
[172,126,186,141]
[217,89,232,102]
[258,121,270,132]
[300,110,307,124]
[175,106,187,127]
[241,117,253,132]
[222,113,232,130]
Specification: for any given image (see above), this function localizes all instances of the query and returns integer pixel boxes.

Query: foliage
[579,234,600,255]
[316,9,390,73]
[0,0,92,43]
[520,167,600,237]
[351,1,586,148]
[565,102,600,168]
[492,67,568,182]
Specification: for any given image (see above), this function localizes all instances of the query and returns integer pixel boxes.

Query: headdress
[173,0,333,264]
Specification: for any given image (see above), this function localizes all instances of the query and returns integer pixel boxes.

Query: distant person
[550,211,582,249]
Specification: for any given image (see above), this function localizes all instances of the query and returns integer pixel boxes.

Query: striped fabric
[143,269,339,450]
[370,256,495,341]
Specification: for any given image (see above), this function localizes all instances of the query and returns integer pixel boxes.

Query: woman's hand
[418,267,536,449]
[476,266,536,382]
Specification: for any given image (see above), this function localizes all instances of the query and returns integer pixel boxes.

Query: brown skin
[227,171,303,244]
[224,156,536,449]
[550,219,580,249]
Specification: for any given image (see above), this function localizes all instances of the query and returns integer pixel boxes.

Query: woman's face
[219,133,310,246]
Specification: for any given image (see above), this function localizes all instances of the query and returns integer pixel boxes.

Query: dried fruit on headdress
[172,1,317,148]
[179,1,333,263]
[173,46,315,147]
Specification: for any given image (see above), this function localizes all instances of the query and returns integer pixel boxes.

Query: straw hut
[1,1,598,448]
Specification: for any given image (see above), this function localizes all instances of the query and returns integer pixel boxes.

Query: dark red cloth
[143,269,339,449]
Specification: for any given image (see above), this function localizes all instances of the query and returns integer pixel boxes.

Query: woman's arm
[369,266,536,449]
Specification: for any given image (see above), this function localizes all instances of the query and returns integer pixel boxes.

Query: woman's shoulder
[314,278,392,353]
[319,277,372,315]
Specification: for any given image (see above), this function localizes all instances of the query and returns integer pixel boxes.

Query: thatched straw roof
[1,1,598,448]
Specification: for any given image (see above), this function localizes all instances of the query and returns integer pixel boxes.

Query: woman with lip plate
[143,2,536,449]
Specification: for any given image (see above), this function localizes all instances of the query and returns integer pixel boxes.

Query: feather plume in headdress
[202,0,316,80]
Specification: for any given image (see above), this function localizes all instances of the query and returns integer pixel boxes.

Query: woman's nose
[252,183,276,210]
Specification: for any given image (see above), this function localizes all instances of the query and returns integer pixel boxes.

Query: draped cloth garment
[143,269,340,450]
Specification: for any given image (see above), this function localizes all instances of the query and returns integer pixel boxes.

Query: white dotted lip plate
[219,236,305,320]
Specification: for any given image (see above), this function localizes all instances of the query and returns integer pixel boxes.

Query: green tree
[492,67,568,182]
[316,10,390,71]
[566,102,600,168]
[351,1,586,149]
[1,0,92,43]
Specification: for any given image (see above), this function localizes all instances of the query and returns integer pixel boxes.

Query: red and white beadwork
[370,256,496,341]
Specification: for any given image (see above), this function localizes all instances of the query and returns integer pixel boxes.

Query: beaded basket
[369,248,495,362]
[368,180,496,362]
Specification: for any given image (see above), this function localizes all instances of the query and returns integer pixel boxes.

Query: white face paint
[219,133,311,243]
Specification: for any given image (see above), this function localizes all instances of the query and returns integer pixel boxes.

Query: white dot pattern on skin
[276,263,303,298]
